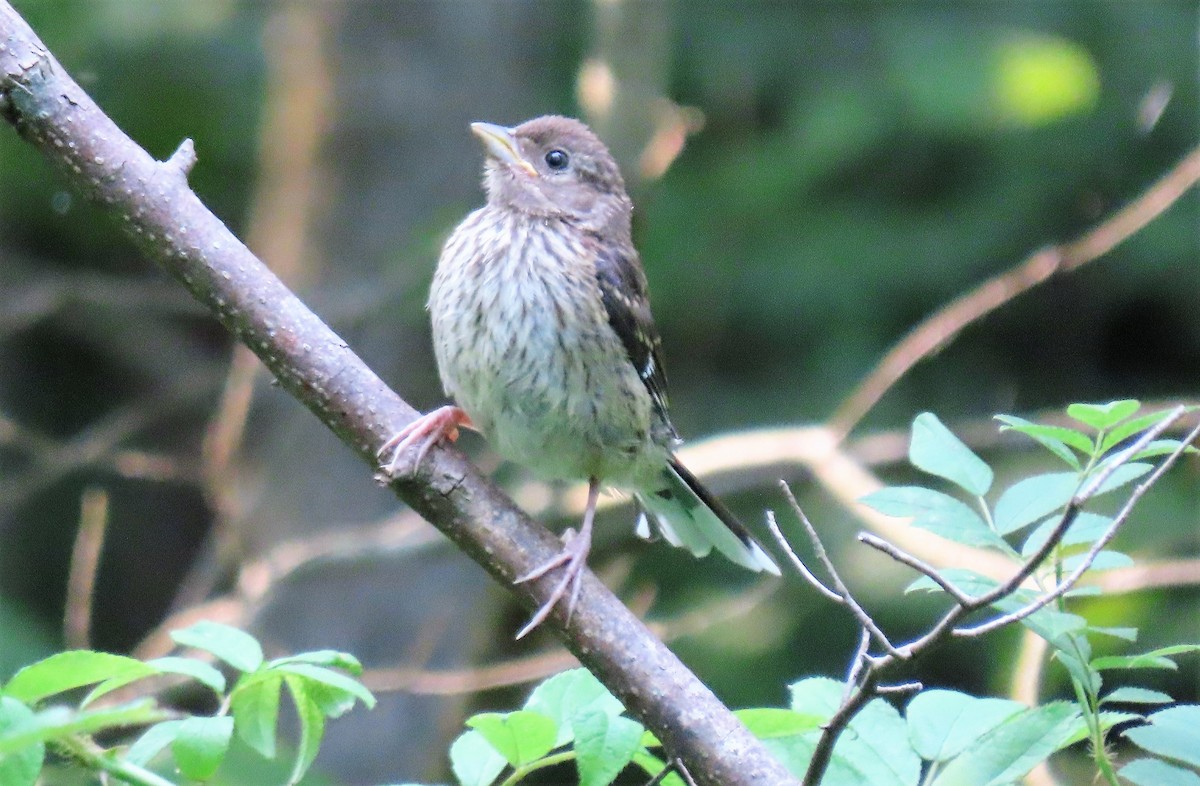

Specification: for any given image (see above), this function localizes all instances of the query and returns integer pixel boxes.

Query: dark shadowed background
[1,1,1197,783]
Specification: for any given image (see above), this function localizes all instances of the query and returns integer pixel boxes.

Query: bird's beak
[470,122,539,178]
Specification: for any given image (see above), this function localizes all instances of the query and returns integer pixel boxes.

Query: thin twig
[765,510,841,602]
[65,487,109,649]
[831,145,1200,439]
[778,481,902,657]
[856,533,974,606]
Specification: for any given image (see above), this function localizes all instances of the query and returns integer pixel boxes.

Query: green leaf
[524,668,624,747]
[1060,710,1142,747]
[906,690,1024,762]
[929,702,1079,786]
[125,720,184,766]
[788,676,842,716]
[993,472,1077,535]
[172,622,264,673]
[1088,626,1138,642]
[231,672,282,758]
[2,651,148,704]
[268,650,363,675]
[449,730,507,786]
[630,750,686,786]
[467,711,558,767]
[171,715,233,781]
[1124,705,1200,768]
[1093,645,1200,672]
[1068,400,1140,431]
[909,412,993,495]
[0,701,166,756]
[273,663,375,710]
[1090,462,1153,496]
[734,708,823,739]
[861,487,1008,549]
[995,415,1091,467]
[1055,651,1101,695]
[0,697,43,786]
[283,675,326,785]
[1102,687,1172,706]
[1120,758,1200,786]
[835,692,920,786]
[82,655,227,708]
[574,709,643,786]
[1020,512,1110,557]
[1098,407,1178,455]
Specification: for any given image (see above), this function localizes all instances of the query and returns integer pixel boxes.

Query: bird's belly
[432,262,661,485]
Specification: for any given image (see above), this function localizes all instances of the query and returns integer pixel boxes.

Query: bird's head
[470,115,632,230]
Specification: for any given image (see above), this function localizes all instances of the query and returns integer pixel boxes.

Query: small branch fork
[764,407,1198,786]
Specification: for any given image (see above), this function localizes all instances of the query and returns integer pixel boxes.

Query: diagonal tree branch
[0,5,796,784]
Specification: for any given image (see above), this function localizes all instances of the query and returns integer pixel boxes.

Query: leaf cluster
[0,621,375,786]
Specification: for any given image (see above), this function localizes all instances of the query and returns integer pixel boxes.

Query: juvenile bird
[379,115,779,637]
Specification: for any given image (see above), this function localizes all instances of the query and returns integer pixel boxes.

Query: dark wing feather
[592,242,674,436]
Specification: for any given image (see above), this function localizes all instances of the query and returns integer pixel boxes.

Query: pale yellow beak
[470,122,539,177]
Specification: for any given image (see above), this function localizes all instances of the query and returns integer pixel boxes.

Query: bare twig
[0,9,797,782]
[831,146,1200,439]
[856,533,974,606]
[764,510,841,602]
[778,482,902,657]
[65,487,110,649]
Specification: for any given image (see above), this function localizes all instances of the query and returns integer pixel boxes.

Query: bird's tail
[634,458,780,575]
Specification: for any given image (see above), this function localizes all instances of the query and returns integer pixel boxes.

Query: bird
[378,115,780,637]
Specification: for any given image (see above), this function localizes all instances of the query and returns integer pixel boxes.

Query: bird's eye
[544,149,569,171]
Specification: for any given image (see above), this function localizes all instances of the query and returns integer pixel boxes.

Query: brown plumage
[379,116,779,637]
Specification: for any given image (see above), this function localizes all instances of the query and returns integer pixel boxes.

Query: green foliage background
[1,1,1196,783]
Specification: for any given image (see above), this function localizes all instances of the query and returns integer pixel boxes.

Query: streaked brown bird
[379,115,779,637]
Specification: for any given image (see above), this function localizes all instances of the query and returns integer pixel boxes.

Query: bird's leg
[514,477,599,639]
[375,405,473,481]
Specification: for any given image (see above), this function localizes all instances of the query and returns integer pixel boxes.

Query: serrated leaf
[995,415,1091,467]
[1124,705,1200,768]
[82,655,227,708]
[1089,462,1153,496]
[125,720,184,766]
[467,711,558,767]
[929,702,1079,786]
[0,697,42,786]
[906,690,1024,762]
[171,715,233,780]
[1093,645,1200,672]
[172,622,263,673]
[524,668,624,747]
[1068,400,1140,431]
[1120,757,1200,786]
[734,708,823,738]
[1098,407,1177,455]
[574,709,643,786]
[284,675,326,785]
[273,663,375,710]
[268,650,363,675]
[861,487,1007,549]
[2,651,148,705]
[449,730,507,786]
[1020,512,1111,557]
[993,472,1078,535]
[909,413,994,495]
[1102,687,1172,705]
[231,672,282,758]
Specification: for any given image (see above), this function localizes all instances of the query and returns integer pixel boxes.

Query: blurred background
[1,1,1197,783]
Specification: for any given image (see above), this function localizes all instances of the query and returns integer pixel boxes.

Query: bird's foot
[374,405,471,483]
[514,525,592,639]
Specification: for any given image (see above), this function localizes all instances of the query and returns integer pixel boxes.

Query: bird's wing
[592,242,673,434]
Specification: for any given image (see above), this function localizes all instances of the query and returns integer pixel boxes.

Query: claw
[514,479,600,639]
[376,405,472,481]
